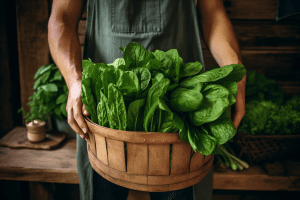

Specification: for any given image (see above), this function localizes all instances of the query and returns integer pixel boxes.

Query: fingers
[67,104,89,141]
[82,104,90,116]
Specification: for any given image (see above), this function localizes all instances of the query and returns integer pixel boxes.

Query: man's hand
[232,74,246,129]
[66,80,90,141]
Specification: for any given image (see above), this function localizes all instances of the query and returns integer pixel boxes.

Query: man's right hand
[66,80,90,141]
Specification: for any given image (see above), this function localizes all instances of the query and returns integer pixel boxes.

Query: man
[48,0,246,199]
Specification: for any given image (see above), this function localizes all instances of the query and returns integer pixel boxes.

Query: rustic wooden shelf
[0,129,300,191]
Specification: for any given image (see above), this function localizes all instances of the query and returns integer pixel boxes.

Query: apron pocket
[111,0,161,33]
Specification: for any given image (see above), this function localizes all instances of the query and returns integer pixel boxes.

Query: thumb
[82,104,90,116]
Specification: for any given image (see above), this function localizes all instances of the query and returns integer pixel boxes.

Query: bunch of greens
[238,70,300,135]
[238,96,300,135]
[81,42,246,156]
[19,64,69,124]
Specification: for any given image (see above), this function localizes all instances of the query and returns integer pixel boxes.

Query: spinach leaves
[81,42,246,155]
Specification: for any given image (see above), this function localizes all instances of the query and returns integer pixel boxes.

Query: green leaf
[50,70,63,82]
[188,125,217,155]
[179,61,203,78]
[108,58,126,68]
[81,78,98,123]
[188,84,231,126]
[60,103,67,117]
[170,87,203,112]
[166,49,183,83]
[33,76,43,90]
[127,98,146,131]
[97,91,109,127]
[106,83,127,130]
[34,64,53,79]
[124,42,151,69]
[133,68,151,91]
[143,74,170,132]
[180,65,233,87]
[56,94,68,105]
[40,83,58,92]
[63,84,69,93]
[116,70,140,104]
[204,117,237,145]
[223,64,246,82]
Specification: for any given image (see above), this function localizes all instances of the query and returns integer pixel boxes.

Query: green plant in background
[18,64,69,124]
[238,70,300,135]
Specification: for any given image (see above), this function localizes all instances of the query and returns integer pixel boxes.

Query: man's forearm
[197,0,242,67]
[48,19,83,89]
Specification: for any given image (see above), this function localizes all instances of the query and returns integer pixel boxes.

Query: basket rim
[84,116,186,144]
[236,131,300,139]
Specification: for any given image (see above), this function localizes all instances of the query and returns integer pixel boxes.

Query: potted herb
[18,91,50,142]
[19,63,75,141]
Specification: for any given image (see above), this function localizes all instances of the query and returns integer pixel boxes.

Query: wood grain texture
[0,139,78,183]
[85,117,185,144]
[94,133,108,165]
[87,143,214,192]
[106,138,126,172]
[127,143,148,175]
[190,151,205,173]
[17,0,49,124]
[148,144,170,176]
[0,127,66,150]
[170,143,191,175]
[213,164,300,191]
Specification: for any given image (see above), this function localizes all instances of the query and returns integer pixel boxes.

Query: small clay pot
[26,120,46,142]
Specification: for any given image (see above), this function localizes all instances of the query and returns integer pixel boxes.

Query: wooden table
[0,130,300,200]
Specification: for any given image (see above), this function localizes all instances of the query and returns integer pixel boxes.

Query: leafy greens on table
[81,42,246,155]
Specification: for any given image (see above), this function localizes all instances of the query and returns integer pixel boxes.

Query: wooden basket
[233,131,300,163]
[84,117,214,192]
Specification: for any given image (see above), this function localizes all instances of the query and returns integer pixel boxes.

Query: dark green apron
[77,0,213,199]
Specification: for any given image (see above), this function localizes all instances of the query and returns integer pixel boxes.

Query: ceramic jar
[26,120,46,142]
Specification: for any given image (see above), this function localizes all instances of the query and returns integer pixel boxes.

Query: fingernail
[82,128,87,134]
[80,135,83,139]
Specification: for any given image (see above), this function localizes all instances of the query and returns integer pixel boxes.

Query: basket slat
[94,134,108,165]
[204,154,213,164]
[190,152,205,172]
[87,131,96,156]
[87,140,214,192]
[148,144,170,176]
[106,138,126,172]
[170,143,191,175]
[127,143,148,175]
[148,155,213,185]
[88,145,148,184]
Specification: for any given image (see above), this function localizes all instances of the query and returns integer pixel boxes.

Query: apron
[77,0,213,199]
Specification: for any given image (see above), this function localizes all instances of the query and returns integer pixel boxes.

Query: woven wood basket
[84,117,214,192]
[233,131,300,163]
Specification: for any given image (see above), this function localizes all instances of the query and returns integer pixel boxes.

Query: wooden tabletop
[0,134,300,191]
